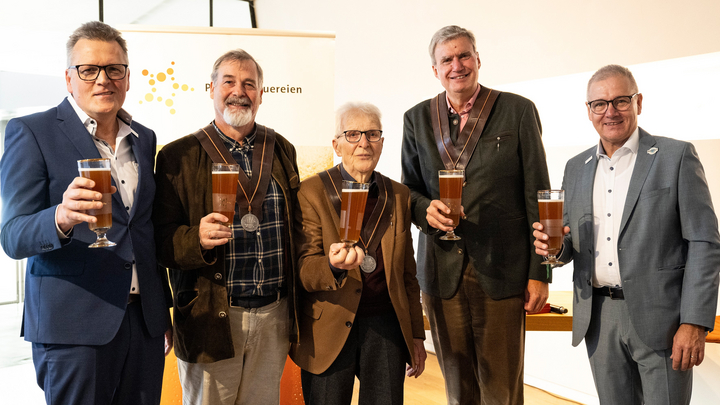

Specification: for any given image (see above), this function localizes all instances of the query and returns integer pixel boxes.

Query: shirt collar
[66,95,138,139]
[446,84,482,115]
[213,121,257,152]
[596,126,640,158]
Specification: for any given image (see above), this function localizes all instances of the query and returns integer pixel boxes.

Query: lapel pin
[584,156,593,164]
[647,147,658,155]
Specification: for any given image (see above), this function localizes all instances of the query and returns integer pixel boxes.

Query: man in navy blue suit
[0,21,172,405]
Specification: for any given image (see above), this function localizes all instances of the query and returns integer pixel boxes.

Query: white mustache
[226,96,251,108]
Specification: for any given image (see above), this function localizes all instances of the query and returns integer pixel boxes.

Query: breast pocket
[638,187,670,201]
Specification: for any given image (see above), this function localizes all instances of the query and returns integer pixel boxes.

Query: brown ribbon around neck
[318,165,394,257]
[430,86,500,170]
[193,122,276,222]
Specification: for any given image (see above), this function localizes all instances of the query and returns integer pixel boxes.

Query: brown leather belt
[593,286,624,300]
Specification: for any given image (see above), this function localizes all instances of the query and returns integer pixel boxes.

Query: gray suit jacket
[559,128,720,350]
[402,90,551,300]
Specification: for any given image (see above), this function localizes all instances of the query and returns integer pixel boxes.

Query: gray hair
[335,102,382,138]
[67,21,128,66]
[211,49,264,87]
[587,64,639,99]
[429,25,477,66]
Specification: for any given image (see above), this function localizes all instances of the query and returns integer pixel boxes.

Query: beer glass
[77,158,116,248]
[537,190,565,265]
[212,163,240,227]
[339,180,370,246]
[439,169,464,241]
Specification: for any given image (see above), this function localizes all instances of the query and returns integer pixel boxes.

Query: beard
[222,96,254,127]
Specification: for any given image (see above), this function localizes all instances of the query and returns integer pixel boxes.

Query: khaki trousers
[178,297,290,405]
[423,264,525,405]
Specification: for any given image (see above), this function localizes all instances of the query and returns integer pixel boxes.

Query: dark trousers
[301,312,408,405]
[423,263,525,405]
[32,302,165,405]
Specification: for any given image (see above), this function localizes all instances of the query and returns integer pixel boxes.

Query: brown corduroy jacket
[153,125,300,363]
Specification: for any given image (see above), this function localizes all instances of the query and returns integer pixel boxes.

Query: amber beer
[339,181,370,245]
[79,168,113,230]
[538,189,565,264]
[212,163,240,226]
[439,171,464,227]
[78,158,116,248]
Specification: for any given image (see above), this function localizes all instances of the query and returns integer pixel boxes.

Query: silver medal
[241,213,259,232]
[360,255,377,273]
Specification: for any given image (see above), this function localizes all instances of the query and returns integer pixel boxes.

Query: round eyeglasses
[587,93,639,115]
[68,64,128,81]
[336,130,383,143]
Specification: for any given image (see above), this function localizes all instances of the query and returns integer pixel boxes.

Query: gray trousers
[300,312,408,405]
[585,295,692,405]
[177,298,290,405]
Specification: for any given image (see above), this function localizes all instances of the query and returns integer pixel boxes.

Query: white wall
[254,1,720,403]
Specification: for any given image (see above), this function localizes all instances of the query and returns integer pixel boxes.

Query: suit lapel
[619,128,656,235]
[381,206,394,286]
[56,98,103,160]
[580,149,598,243]
[126,133,142,219]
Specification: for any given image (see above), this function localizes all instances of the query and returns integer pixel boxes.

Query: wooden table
[526,291,573,332]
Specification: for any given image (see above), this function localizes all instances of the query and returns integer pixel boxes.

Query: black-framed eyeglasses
[336,130,383,143]
[587,93,639,115]
[68,64,128,81]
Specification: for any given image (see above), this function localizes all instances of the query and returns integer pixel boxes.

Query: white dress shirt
[592,127,640,288]
[65,96,141,294]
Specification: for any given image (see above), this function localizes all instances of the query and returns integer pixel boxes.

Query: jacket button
[587,280,591,286]
[457,249,463,255]
[124,263,132,269]
[219,311,227,318]
[356,289,362,294]
[345,321,352,328]
[214,273,222,280]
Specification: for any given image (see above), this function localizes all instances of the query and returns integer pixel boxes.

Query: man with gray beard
[153,49,300,405]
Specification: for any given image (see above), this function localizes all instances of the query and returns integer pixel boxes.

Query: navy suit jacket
[559,128,720,350]
[0,98,170,345]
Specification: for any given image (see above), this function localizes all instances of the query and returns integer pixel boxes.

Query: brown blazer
[289,173,425,374]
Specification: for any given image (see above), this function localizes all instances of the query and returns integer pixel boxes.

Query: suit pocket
[29,257,84,276]
[658,264,685,272]
[301,299,323,320]
[639,187,670,201]
[176,291,199,318]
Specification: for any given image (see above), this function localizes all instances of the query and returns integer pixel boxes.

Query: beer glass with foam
[77,158,116,248]
[339,180,370,246]
[439,169,464,241]
[212,163,240,227]
[537,189,565,265]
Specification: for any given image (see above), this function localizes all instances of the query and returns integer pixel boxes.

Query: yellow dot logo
[137,61,193,115]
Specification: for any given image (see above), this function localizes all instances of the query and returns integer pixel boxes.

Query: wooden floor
[352,353,583,405]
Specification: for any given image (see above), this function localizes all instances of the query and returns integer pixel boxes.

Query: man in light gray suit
[534,64,720,404]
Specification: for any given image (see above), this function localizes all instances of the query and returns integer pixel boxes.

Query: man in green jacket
[153,49,300,405]
[401,25,551,404]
